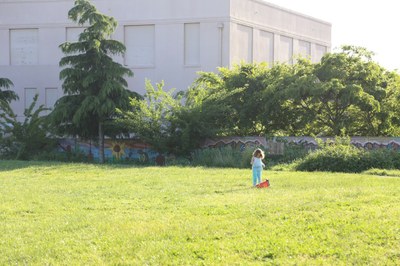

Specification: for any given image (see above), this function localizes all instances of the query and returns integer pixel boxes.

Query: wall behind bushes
[58,139,159,164]
[202,136,400,155]
[56,136,400,165]
[282,136,400,151]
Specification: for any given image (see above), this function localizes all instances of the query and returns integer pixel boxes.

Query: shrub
[33,149,90,163]
[0,95,56,160]
[294,136,400,173]
[295,143,364,172]
[361,149,400,170]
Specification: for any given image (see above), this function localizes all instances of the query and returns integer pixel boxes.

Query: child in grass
[250,148,265,186]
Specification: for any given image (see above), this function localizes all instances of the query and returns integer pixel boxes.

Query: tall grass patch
[191,146,254,168]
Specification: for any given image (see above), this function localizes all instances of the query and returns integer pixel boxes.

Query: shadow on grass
[213,186,262,194]
[0,160,55,172]
[0,160,155,172]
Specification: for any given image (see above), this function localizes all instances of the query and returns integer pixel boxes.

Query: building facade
[0,0,331,117]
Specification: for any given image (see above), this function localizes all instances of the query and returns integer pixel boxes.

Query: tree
[280,46,398,136]
[117,80,181,154]
[377,70,400,136]
[0,78,18,106]
[0,95,53,160]
[312,45,399,136]
[187,63,271,136]
[285,56,369,135]
[52,0,134,163]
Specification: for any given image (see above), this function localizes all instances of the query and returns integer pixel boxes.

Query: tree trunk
[98,121,105,163]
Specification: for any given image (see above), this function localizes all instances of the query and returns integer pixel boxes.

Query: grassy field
[0,160,399,265]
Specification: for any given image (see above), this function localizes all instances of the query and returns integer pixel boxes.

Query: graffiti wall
[202,136,267,151]
[58,139,159,163]
[202,136,400,155]
[283,136,400,151]
[202,136,285,154]
[58,136,400,163]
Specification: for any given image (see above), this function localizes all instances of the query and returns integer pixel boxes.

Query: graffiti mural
[202,136,267,151]
[58,139,158,163]
[283,136,400,151]
[58,136,400,163]
[202,136,400,155]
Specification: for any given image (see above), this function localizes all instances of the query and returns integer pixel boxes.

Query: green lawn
[0,161,399,265]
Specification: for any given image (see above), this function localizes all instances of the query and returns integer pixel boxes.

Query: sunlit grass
[1,160,399,265]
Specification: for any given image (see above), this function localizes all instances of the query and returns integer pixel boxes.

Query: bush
[294,137,400,173]
[361,149,400,170]
[0,95,56,160]
[33,149,91,163]
[295,143,364,172]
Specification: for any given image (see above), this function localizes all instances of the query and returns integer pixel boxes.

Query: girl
[250,148,265,186]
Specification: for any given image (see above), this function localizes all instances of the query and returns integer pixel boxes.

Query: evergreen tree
[52,0,134,163]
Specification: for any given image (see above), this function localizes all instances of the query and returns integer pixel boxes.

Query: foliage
[51,0,135,163]
[188,63,271,136]
[0,95,55,160]
[294,136,400,173]
[277,46,392,136]
[181,46,400,138]
[115,46,400,158]
[1,162,399,265]
[0,77,18,105]
[117,80,181,154]
[31,146,92,163]
[295,141,364,173]
[0,78,19,127]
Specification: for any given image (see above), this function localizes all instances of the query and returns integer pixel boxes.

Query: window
[234,24,253,63]
[314,44,327,63]
[45,88,58,109]
[24,88,37,109]
[279,35,293,64]
[124,25,155,67]
[184,23,200,66]
[259,30,274,66]
[298,40,311,59]
[10,29,38,65]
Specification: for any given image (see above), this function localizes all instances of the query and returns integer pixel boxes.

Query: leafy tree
[0,95,54,160]
[174,81,241,154]
[117,80,181,154]
[294,55,369,135]
[0,78,18,106]
[313,45,400,136]
[185,70,243,135]
[380,70,400,135]
[280,46,398,136]
[187,63,271,136]
[218,63,270,135]
[259,63,305,135]
[51,0,135,163]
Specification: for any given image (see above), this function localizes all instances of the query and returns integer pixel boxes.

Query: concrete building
[0,0,331,118]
